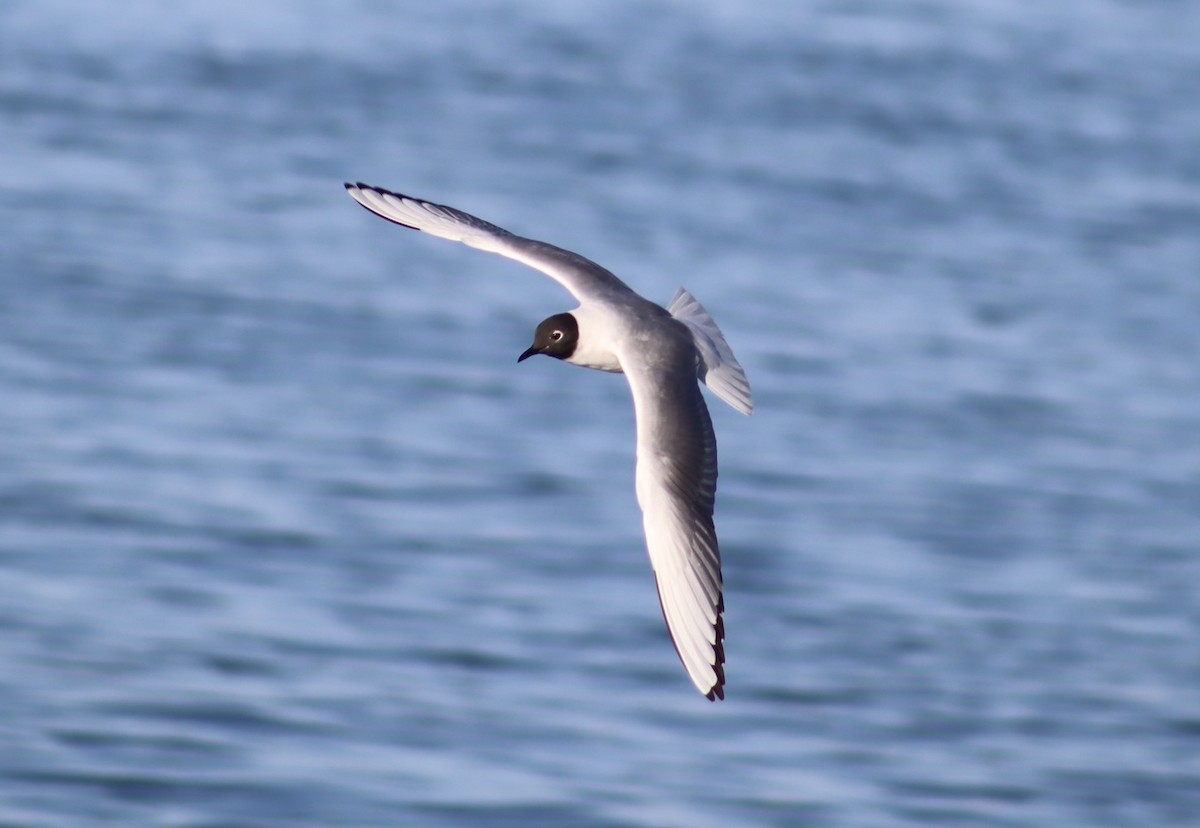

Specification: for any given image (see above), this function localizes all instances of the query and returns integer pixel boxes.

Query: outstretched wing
[623,329,726,700]
[345,183,634,304]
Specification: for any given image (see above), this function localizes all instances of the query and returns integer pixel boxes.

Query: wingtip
[343,182,426,232]
[346,181,386,195]
[699,635,726,701]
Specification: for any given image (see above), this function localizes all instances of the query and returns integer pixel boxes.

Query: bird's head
[518,312,579,363]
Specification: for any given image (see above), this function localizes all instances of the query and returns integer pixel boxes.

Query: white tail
[667,288,753,416]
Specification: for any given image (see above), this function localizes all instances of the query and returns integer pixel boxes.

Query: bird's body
[345,182,751,700]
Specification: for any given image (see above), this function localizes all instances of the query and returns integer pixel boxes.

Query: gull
[345,182,752,700]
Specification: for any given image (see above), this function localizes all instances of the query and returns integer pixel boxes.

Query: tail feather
[668,288,753,416]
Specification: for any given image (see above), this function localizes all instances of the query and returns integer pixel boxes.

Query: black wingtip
[343,182,425,232]
[707,657,726,701]
[651,572,726,702]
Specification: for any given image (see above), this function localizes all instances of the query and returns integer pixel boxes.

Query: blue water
[3,1,1199,825]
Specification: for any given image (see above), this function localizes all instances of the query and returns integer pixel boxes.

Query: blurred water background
[2,1,1199,826]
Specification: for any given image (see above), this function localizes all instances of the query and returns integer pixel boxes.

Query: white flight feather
[626,354,725,699]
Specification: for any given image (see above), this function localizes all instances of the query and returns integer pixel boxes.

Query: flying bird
[345,182,752,700]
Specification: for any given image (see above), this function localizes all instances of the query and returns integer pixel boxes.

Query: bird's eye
[550,330,563,341]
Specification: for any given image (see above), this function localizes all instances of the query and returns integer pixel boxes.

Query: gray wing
[623,328,725,700]
[345,183,635,304]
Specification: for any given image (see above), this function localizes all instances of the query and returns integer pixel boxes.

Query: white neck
[563,305,623,373]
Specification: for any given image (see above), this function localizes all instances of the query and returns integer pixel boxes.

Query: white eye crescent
[551,330,563,341]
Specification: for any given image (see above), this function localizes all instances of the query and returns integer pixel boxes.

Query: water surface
[2,1,1199,825]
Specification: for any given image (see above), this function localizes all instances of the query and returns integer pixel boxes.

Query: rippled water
[2,1,1199,826]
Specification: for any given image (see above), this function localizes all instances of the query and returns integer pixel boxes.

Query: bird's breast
[565,344,624,373]
[563,303,631,373]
